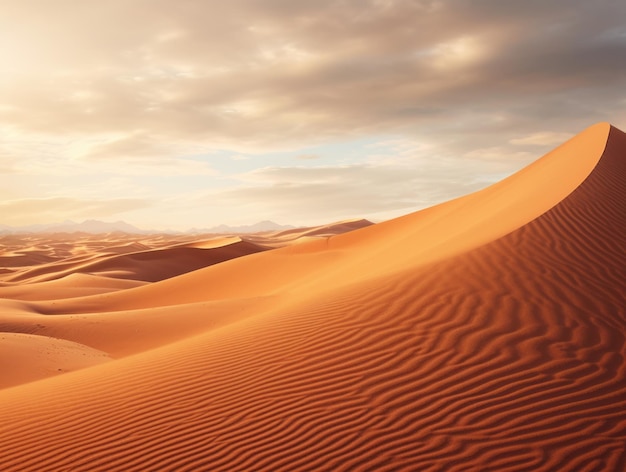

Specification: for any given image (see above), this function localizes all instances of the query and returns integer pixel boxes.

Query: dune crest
[25,123,611,314]
[0,123,624,471]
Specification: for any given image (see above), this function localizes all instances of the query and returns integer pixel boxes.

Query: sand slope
[0,123,624,471]
[1,237,267,284]
[0,273,147,301]
[0,332,112,389]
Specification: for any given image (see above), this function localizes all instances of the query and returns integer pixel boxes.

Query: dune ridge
[23,122,610,314]
[0,123,624,471]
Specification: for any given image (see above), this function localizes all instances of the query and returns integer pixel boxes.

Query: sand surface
[0,123,624,471]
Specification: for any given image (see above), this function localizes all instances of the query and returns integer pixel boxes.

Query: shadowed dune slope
[67,238,268,283]
[0,123,624,471]
[3,238,266,284]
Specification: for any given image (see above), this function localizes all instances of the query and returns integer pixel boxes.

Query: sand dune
[0,273,147,301]
[0,123,624,471]
[0,332,112,389]
[0,234,265,284]
[256,218,374,245]
[0,221,367,286]
[24,123,609,314]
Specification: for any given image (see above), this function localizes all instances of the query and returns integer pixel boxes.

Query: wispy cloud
[0,0,624,227]
[200,138,519,224]
[510,132,575,146]
[0,197,152,226]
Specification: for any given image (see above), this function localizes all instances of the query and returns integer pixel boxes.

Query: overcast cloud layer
[1,0,625,229]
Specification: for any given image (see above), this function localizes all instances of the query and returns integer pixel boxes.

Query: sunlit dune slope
[257,219,374,244]
[0,332,112,389]
[29,122,610,313]
[0,123,624,471]
[0,273,146,301]
[0,224,376,361]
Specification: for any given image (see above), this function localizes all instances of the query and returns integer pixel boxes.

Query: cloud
[0,197,151,226]
[0,127,216,177]
[77,132,218,175]
[0,0,623,155]
[0,1,624,227]
[209,150,512,223]
[510,132,575,146]
[0,160,16,174]
[463,147,533,161]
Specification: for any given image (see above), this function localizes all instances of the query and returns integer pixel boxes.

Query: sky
[0,0,625,231]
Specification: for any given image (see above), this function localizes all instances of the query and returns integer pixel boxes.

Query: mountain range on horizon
[0,219,297,235]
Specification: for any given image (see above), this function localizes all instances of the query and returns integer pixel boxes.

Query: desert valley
[0,122,624,470]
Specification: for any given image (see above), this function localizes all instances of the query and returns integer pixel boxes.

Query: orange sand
[0,123,624,471]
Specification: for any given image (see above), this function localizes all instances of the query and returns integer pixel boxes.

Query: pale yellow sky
[1,0,625,230]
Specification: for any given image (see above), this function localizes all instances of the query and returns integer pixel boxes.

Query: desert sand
[0,123,624,471]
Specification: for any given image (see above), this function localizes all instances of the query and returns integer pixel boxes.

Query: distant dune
[0,123,624,471]
[4,238,267,284]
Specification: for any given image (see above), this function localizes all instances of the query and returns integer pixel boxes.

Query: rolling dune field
[0,123,624,471]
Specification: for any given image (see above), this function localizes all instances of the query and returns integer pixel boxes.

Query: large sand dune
[0,123,624,471]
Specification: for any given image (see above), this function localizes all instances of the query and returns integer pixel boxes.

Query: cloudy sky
[1,0,625,230]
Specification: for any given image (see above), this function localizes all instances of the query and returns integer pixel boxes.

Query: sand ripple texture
[0,123,624,471]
